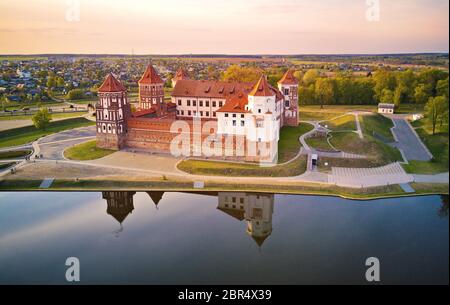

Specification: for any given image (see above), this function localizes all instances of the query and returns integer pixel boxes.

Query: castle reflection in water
[102,191,274,247]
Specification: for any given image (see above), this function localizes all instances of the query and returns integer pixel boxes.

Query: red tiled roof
[249,75,274,97]
[139,64,163,84]
[278,69,298,85]
[216,94,249,113]
[174,67,189,81]
[133,108,155,117]
[172,79,254,99]
[98,73,126,93]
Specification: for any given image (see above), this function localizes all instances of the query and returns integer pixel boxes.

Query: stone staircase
[329,162,413,188]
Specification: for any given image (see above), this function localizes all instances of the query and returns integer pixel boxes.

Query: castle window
[181,110,185,115]
[193,100,196,107]
[241,114,244,118]
[241,120,245,127]
[187,100,191,106]
[240,198,244,204]
[177,110,180,115]
[212,101,216,107]
[225,113,228,117]
[285,100,290,107]
[206,101,209,107]
[178,100,182,106]
[232,114,236,118]
[284,88,289,95]
[206,111,209,117]
[258,109,261,114]
[200,111,203,117]
[213,112,216,117]
[199,101,203,107]
[219,101,223,107]
[232,120,236,126]
[188,110,191,116]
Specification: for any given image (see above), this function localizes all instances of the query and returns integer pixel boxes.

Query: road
[391,119,433,161]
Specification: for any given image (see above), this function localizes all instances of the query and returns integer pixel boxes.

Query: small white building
[378,103,395,114]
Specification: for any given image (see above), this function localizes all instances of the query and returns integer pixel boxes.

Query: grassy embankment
[177,123,314,177]
[0,177,447,200]
[64,140,115,161]
[402,118,448,174]
[0,117,95,148]
[0,150,32,160]
[0,111,87,121]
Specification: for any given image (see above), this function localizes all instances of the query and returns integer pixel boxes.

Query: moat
[0,192,448,285]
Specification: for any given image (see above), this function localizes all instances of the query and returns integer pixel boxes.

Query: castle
[96,64,298,162]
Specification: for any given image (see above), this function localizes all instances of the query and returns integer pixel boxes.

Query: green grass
[4,101,64,111]
[322,114,356,131]
[360,113,395,141]
[396,104,425,114]
[299,111,341,121]
[299,105,377,114]
[0,117,95,148]
[306,136,335,151]
[330,132,402,165]
[0,111,87,121]
[402,127,449,174]
[177,155,307,177]
[278,123,314,162]
[0,149,32,160]
[64,140,115,161]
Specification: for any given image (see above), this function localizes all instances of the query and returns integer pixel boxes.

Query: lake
[0,191,448,285]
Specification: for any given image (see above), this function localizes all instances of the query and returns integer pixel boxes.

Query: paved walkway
[329,162,414,188]
[391,118,432,161]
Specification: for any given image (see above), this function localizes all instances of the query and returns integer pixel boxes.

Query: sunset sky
[0,0,448,55]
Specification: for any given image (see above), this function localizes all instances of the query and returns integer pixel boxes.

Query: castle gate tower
[138,64,166,116]
[278,69,299,126]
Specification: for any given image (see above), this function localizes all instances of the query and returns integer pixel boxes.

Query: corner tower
[96,73,131,150]
[172,67,189,88]
[278,69,298,126]
[138,64,166,116]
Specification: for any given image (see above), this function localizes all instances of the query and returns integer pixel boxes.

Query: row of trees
[298,68,448,107]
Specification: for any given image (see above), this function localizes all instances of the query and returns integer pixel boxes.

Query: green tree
[303,69,320,86]
[32,108,52,130]
[436,78,449,100]
[67,89,85,100]
[46,76,56,89]
[414,84,432,104]
[222,65,261,83]
[380,88,394,104]
[373,69,397,102]
[56,76,65,87]
[425,96,447,135]
[315,78,334,108]
[298,84,316,105]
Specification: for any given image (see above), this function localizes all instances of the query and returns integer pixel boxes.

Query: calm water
[0,191,448,285]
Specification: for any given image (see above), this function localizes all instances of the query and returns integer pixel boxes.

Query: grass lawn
[402,123,449,174]
[177,155,307,177]
[322,114,356,131]
[64,140,115,161]
[0,117,95,148]
[330,132,402,165]
[360,113,395,141]
[306,136,335,151]
[299,111,340,121]
[278,123,314,162]
[299,105,377,114]
[0,162,16,170]
[396,104,425,114]
[0,111,87,121]
[4,101,64,111]
[0,149,32,160]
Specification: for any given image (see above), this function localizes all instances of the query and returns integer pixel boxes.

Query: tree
[32,108,52,130]
[373,69,397,102]
[46,76,56,89]
[414,84,432,104]
[315,78,334,108]
[1,94,9,111]
[379,89,394,104]
[298,84,316,105]
[303,69,320,86]
[222,65,260,83]
[67,89,85,100]
[436,77,449,100]
[425,96,447,135]
[56,76,65,87]
[393,84,408,106]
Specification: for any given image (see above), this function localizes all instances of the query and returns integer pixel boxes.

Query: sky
[0,0,448,55]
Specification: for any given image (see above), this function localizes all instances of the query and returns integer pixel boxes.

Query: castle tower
[138,64,166,116]
[96,73,131,150]
[171,67,189,88]
[278,69,299,126]
[245,193,274,248]
[103,191,136,224]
